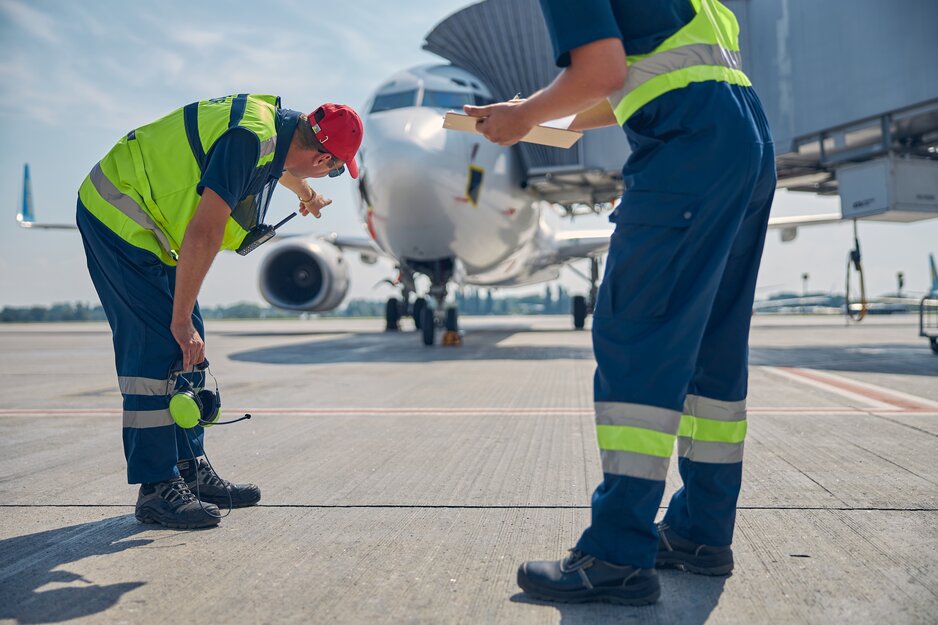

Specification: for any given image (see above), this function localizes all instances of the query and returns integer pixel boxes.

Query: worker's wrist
[298,186,314,203]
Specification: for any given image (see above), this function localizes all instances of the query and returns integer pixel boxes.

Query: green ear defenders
[168,361,221,429]
[167,360,251,429]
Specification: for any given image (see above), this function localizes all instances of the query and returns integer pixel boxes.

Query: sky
[0,0,935,309]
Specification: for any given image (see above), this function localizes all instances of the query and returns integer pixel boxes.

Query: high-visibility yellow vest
[607,0,752,126]
[79,94,283,265]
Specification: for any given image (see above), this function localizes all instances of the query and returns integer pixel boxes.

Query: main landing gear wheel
[442,307,461,346]
[420,306,435,346]
[385,297,401,332]
[413,297,428,330]
[572,295,587,330]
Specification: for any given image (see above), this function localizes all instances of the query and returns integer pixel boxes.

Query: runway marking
[763,366,938,412]
[1,407,937,417]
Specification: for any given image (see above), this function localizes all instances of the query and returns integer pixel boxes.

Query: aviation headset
[165,360,251,519]
[167,360,250,429]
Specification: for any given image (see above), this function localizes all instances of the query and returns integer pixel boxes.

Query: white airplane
[257,64,616,345]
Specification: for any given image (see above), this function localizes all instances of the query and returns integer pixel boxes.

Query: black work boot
[517,549,660,606]
[656,522,734,575]
[178,457,261,509]
[135,476,220,529]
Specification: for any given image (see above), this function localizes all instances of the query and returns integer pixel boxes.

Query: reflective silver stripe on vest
[259,136,277,161]
[609,43,743,107]
[118,376,172,396]
[677,437,744,464]
[595,401,681,433]
[123,409,173,429]
[89,163,175,255]
[684,394,746,422]
[601,449,672,480]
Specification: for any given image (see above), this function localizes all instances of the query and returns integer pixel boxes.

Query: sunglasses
[320,150,346,178]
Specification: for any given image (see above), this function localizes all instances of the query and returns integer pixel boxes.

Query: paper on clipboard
[443,112,583,149]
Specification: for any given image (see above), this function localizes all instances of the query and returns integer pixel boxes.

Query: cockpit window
[422,90,494,109]
[370,89,418,113]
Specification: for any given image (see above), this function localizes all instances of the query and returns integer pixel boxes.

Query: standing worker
[465,0,774,605]
[77,95,362,529]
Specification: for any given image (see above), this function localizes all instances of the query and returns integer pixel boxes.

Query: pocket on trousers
[598,191,696,320]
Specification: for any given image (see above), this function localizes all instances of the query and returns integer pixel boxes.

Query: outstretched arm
[463,38,626,145]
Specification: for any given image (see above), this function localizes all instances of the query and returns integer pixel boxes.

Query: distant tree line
[2,288,583,322]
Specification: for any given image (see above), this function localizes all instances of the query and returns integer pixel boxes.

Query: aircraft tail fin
[14,164,77,230]
[17,163,35,226]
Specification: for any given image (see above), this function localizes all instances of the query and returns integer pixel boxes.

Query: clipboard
[443,112,583,149]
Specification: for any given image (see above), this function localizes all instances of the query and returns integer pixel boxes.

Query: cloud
[0,0,60,44]
[169,28,225,50]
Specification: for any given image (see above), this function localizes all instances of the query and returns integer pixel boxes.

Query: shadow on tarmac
[509,571,726,624]
[229,330,594,364]
[750,344,938,376]
[0,515,151,624]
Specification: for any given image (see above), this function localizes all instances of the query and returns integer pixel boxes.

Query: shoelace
[196,460,230,488]
[562,548,591,570]
[161,477,197,504]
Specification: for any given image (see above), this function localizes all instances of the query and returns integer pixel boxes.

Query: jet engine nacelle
[258,239,349,312]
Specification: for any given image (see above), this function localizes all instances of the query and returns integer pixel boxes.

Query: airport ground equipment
[920,296,938,355]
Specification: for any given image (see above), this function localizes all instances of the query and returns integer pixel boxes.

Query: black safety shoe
[517,549,660,606]
[656,522,734,575]
[178,457,261,509]
[135,476,220,529]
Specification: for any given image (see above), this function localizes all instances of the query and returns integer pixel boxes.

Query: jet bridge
[425,0,938,221]
[725,0,938,222]
[423,0,629,215]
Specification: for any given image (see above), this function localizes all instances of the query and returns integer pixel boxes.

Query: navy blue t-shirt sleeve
[197,128,259,211]
[539,0,622,67]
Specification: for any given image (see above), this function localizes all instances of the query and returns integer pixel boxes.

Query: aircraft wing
[321,232,387,265]
[766,212,843,242]
[552,229,613,262]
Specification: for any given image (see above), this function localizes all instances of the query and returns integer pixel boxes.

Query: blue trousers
[576,83,776,568]
[77,200,204,484]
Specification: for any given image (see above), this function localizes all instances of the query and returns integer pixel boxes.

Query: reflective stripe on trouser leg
[595,402,680,480]
[665,397,748,548]
[677,394,746,463]
[576,402,681,569]
[77,198,204,484]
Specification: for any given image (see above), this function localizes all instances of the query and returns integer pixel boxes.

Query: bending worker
[77,95,363,529]
[466,0,774,605]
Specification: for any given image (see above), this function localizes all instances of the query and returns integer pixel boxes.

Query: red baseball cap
[309,103,363,178]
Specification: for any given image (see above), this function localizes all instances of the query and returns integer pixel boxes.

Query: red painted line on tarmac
[779,367,937,412]
[1,406,935,417]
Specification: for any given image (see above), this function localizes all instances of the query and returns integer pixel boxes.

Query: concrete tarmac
[1,314,936,624]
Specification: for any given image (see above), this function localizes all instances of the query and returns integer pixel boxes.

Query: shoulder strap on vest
[183,102,205,174]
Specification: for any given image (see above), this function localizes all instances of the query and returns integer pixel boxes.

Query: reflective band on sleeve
[678,437,744,464]
[123,409,174,429]
[258,136,277,164]
[601,449,672,481]
[118,376,173,397]
[89,163,175,256]
[596,425,676,458]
